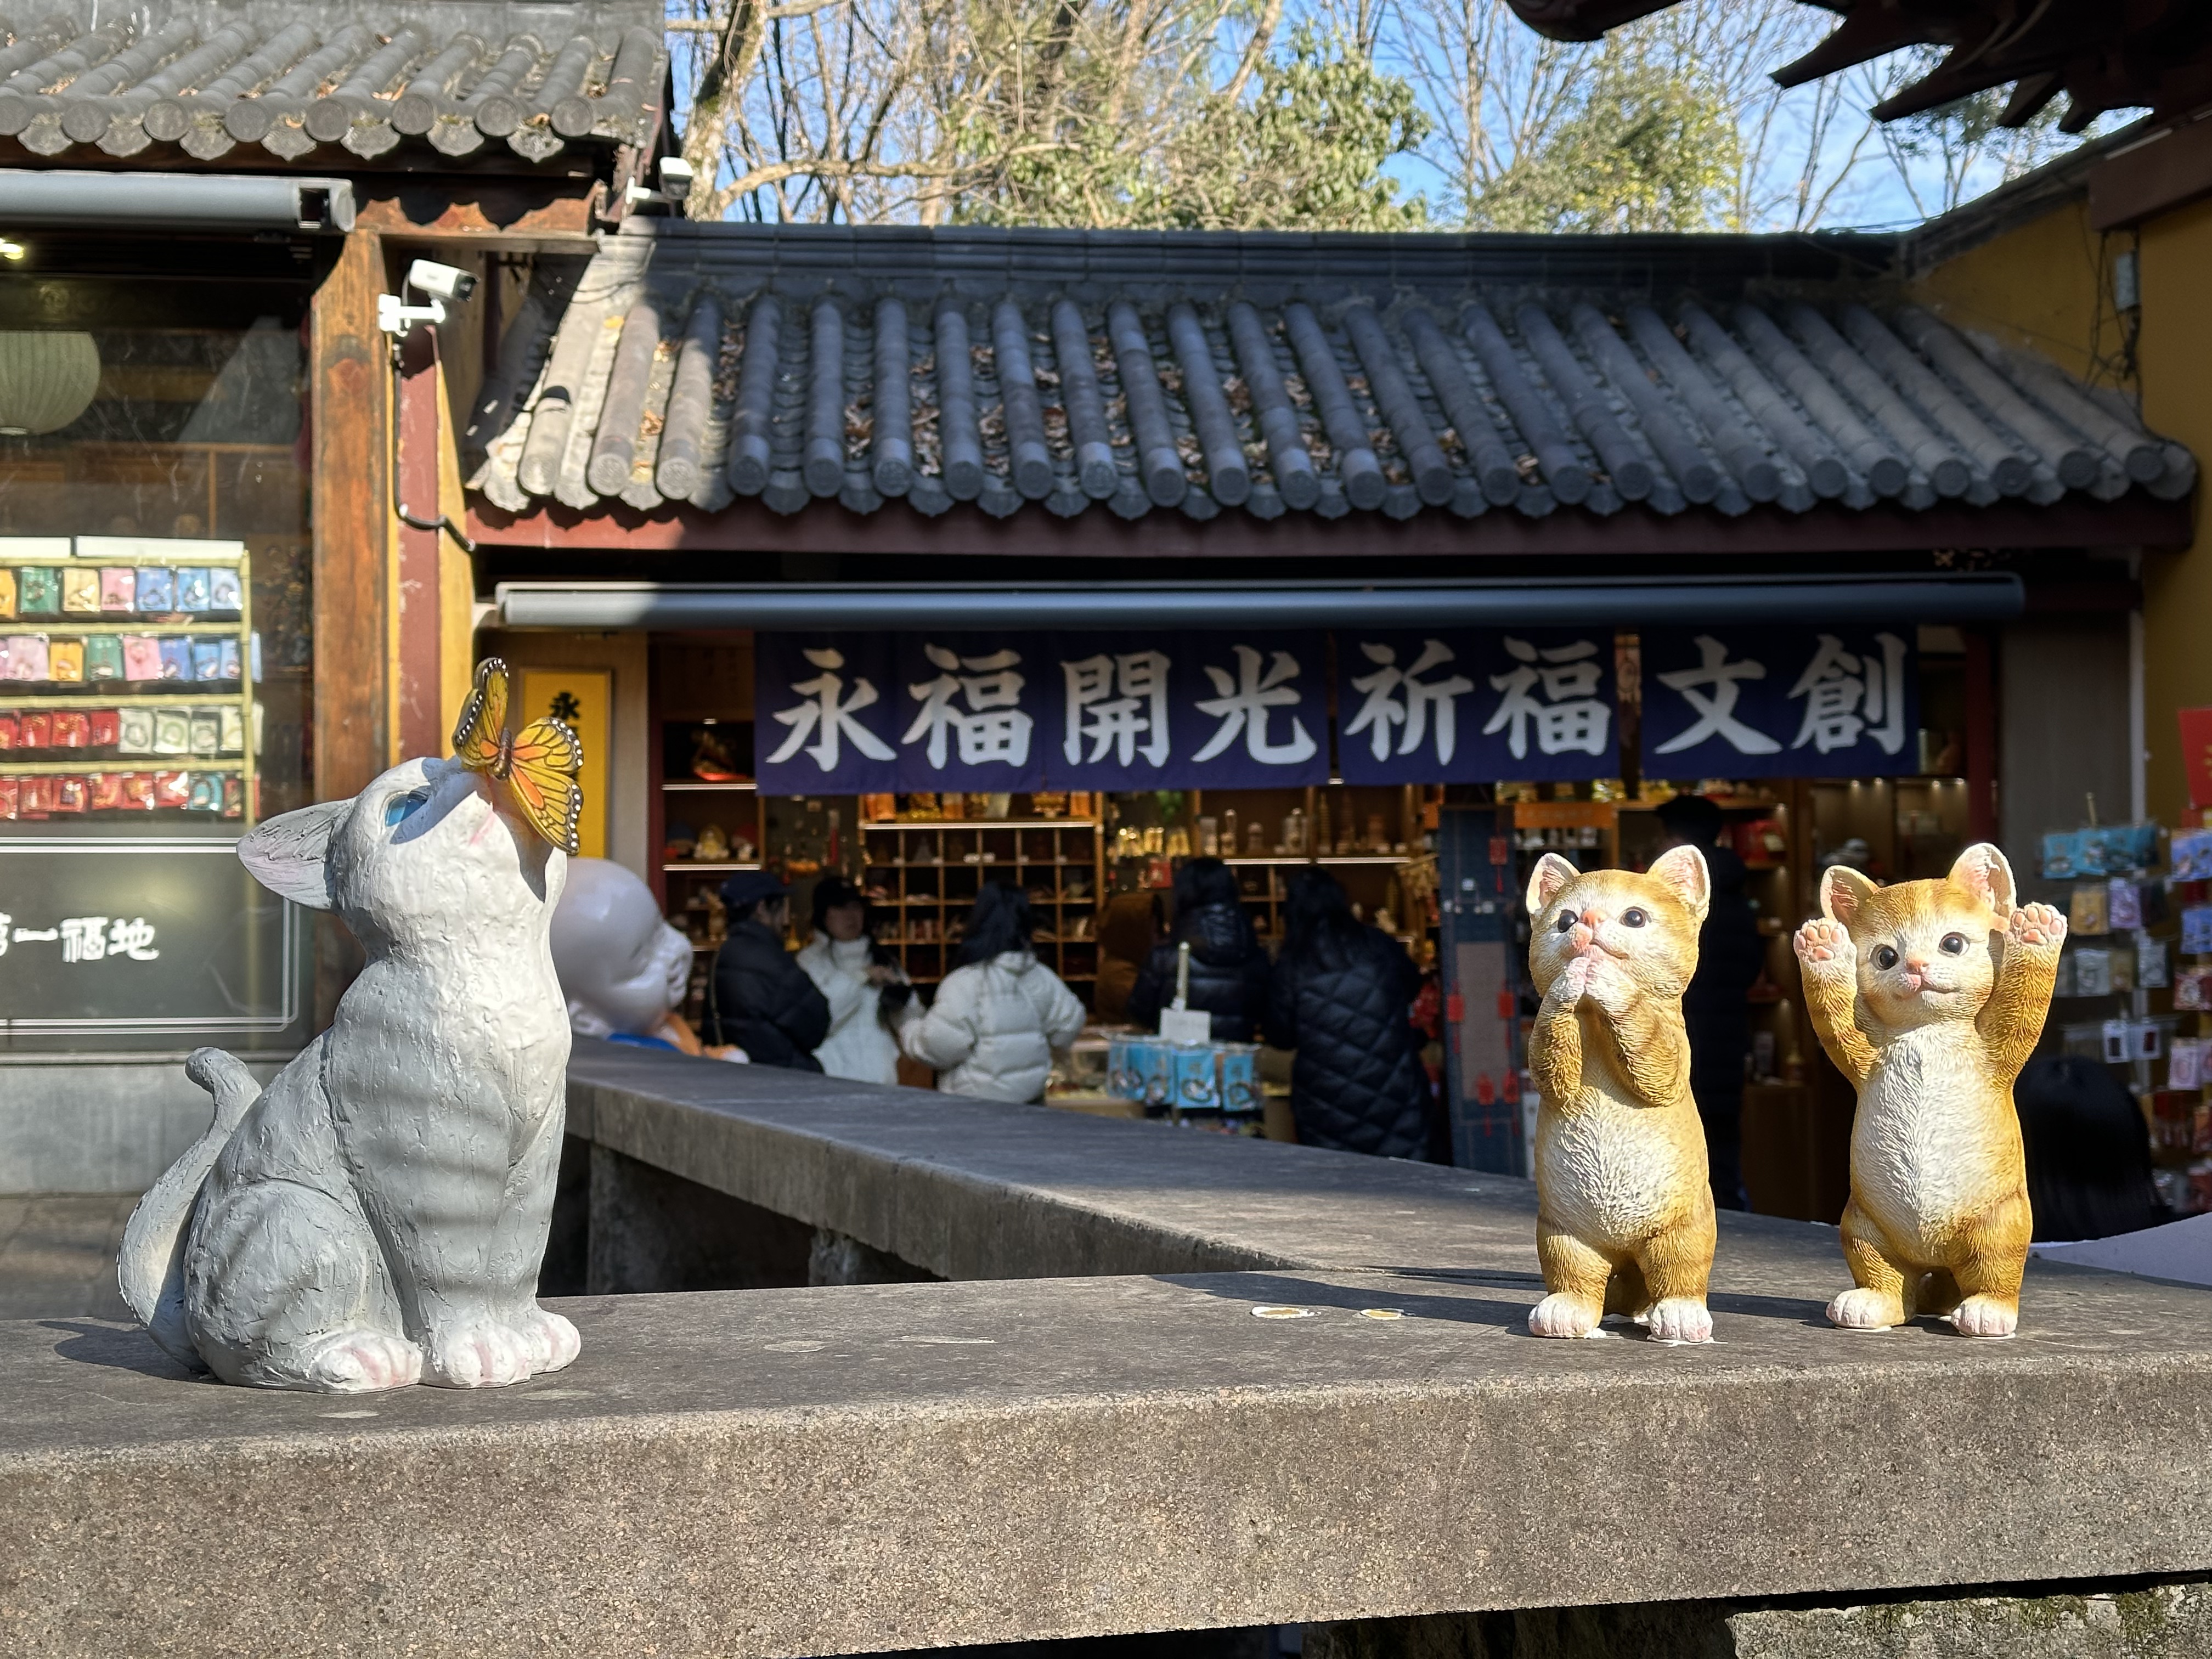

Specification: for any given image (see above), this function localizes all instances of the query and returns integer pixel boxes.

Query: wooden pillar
[1965,627,1998,843]
[393,326,448,761]
[309,229,391,803]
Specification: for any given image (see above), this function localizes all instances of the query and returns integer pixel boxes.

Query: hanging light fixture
[0,330,99,435]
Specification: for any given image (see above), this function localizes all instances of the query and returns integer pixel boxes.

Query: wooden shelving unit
[862,816,1104,986]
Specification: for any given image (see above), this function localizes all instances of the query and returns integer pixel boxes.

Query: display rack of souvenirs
[2047,816,2203,1213]
[0,540,259,823]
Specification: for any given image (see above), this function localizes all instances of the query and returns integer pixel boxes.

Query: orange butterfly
[451,657,584,855]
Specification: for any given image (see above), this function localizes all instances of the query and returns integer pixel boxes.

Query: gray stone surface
[12,1040,2212,1657]
[0,1194,133,1319]
[0,1057,290,1195]
[1312,1581,2212,1659]
[10,1254,2212,1657]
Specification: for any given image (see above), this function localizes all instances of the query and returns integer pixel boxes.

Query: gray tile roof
[0,1,664,167]
[465,220,2196,529]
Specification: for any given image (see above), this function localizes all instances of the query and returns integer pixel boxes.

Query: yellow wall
[1912,198,2112,380]
[1912,194,2212,830]
[2135,198,2212,830]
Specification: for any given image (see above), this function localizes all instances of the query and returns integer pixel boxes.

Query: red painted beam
[465,492,2196,560]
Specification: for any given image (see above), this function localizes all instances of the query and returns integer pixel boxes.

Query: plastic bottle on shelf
[1222,807,1238,857]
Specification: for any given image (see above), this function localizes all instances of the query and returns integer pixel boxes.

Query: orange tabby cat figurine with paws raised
[1793,844,2063,1339]
[1523,849,1717,1345]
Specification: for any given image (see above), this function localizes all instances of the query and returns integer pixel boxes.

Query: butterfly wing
[503,716,584,854]
[452,658,511,774]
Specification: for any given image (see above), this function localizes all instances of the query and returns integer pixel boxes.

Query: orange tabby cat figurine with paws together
[1793,844,2063,1339]
[1523,849,1717,1345]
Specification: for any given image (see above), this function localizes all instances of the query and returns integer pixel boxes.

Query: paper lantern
[0,330,99,435]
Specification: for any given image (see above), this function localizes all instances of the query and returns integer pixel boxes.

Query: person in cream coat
[902,882,1085,1102]
[797,877,912,1085]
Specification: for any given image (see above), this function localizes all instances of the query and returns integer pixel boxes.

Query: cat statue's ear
[1525,852,1581,917]
[1820,863,1879,928]
[1948,842,2016,918]
[1647,844,1711,922]
[238,798,350,911]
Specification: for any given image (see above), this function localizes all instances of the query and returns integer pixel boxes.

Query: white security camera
[405,259,478,304]
[378,259,479,336]
[657,156,694,193]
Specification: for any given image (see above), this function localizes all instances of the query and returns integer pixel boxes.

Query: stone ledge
[9,1257,2212,1658]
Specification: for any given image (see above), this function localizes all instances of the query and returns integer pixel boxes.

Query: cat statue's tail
[117,1047,262,1368]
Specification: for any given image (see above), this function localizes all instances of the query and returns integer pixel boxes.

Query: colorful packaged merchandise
[176,568,210,612]
[0,777,16,817]
[98,567,135,612]
[221,774,242,817]
[134,567,174,612]
[217,704,243,753]
[188,710,220,756]
[1219,1043,1260,1111]
[216,636,241,680]
[117,772,155,810]
[47,637,82,682]
[18,711,49,749]
[89,773,123,811]
[0,714,15,751]
[2184,906,2212,956]
[151,708,190,756]
[0,569,15,618]
[50,711,89,748]
[87,708,118,747]
[16,566,58,617]
[1172,1043,1221,1111]
[2074,948,2112,997]
[2140,934,2171,989]
[121,634,162,681]
[52,775,86,813]
[150,770,190,810]
[116,707,154,754]
[4,634,47,680]
[84,634,123,679]
[2177,967,2212,1011]
[190,639,223,681]
[2069,883,2110,936]
[20,775,54,813]
[208,566,241,612]
[158,637,191,680]
[187,773,220,811]
[59,566,99,614]
[2175,829,2212,882]
[2109,878,2143,931]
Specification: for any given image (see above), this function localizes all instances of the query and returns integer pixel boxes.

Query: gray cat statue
[117,755,578,1391]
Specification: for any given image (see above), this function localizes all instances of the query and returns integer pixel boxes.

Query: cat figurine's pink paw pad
[301,1329,423,1393]
[2008,902,2064,950]
[426,1318,550,1389]
[1527,1293,1600,1339]
[1794,917,1850,965]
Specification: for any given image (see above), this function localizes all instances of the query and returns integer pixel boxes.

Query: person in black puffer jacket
[707,870,831,1070]
[1127,858,1270,1042]
[1266,870,1431,1159]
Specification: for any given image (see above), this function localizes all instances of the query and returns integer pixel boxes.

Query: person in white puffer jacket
[903,882,1086,1102]
[797,877,911,1085]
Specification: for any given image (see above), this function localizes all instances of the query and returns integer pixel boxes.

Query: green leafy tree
[1469,44,1740,231]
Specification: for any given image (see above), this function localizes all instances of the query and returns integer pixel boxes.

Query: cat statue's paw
[1948,1295,2018,1340]
[1826,1287,1904,1331]
[1642,1297,1713,1345]
[2009,902,2066,951]
[424,1313,571,1389]
[300,1328,424,1393]
[1794,917,1852,971]
[1527,1293,1600,1339]
[516,1306,582,1373]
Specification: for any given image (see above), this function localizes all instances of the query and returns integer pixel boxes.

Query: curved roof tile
[465,221,2197,527]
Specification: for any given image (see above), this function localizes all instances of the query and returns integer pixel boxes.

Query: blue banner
[755,633,899,793]
[1337,628,1617,784]
[893,633,1048,791]
[1640,627,1917,778]
[1045,631,1327,789]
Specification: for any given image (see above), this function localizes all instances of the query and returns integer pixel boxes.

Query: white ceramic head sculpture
[552,857,692,1038]
[117,755,580,1392]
